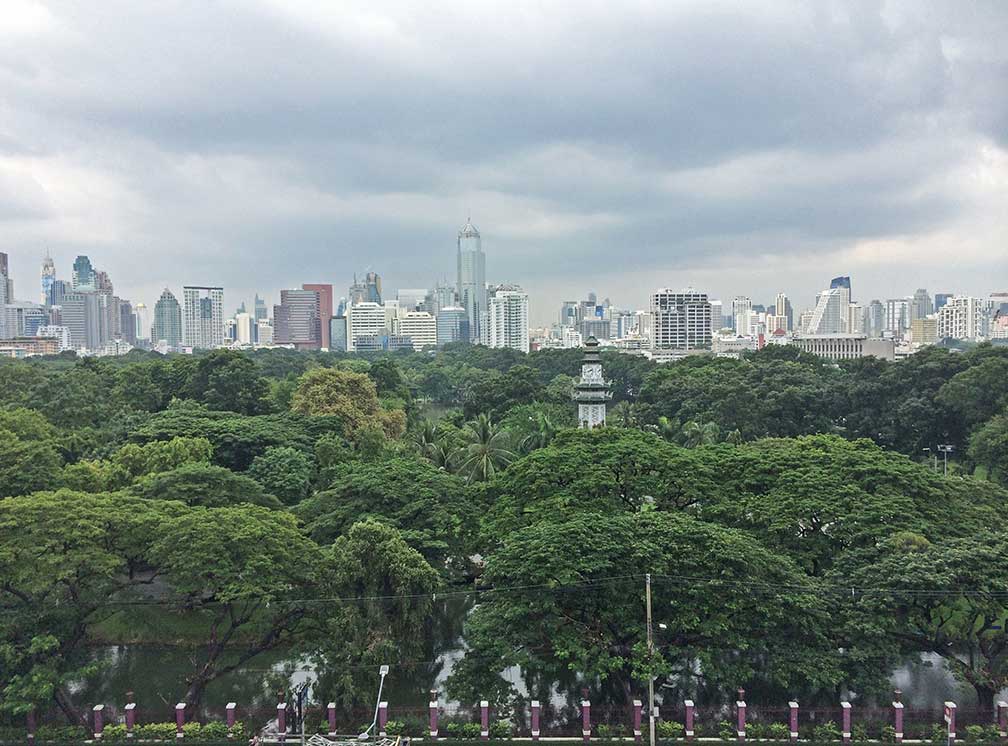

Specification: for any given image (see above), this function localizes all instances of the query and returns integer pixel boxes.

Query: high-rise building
[436,306,469,347]
[652,289,712,349]
[396,289,428,313]
[485,284,529,353]
[709,300,724,333]
[72,255,96,291]
[774,292,793,331]
[302,284,333,349]
[61,291,101,351]
[864,300,885,338]
[329,315,348,352]
[937,296,989,341]
[273,288,322,350]
[234,312,254,346]
[456,218,486,344]
[559,300,579,328]
[396,311,437,350]
[0,253,9,336]
[182,286,224,349]
[119,300,136,344]
[934,293,953,312]
[346,302,386,351]
[254,295,268,321]
[425,281,458,315]
[884,298,911,337]
[152,288,183,349]
[732,296,752,334]
[349,272,382,305]
[134,302,151,343]
[257,319,273,345]
[911,289,933,323]
[3,302,48,338]
[41,253,56,306]
[805,277,851,334]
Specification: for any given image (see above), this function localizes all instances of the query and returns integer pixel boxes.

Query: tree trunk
[974,683,997,713]
[185,676,209,711]
[54,686,87,728]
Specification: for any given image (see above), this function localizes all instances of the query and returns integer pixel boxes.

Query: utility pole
[938,444,954,476]
[646,573,655,746]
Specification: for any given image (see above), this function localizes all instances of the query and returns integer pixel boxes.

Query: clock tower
[572,336,612,429]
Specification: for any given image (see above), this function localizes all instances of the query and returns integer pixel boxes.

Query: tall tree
[454,414,516,482]
[290,368,406,439]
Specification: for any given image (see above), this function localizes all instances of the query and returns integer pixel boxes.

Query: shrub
[202,721,229,740]
[229,721,248,740]
[747,722,766,740]
[385,716,426,737]
[813,721,842,743]
[181,722,203,739]
[984,724,1001,742]
[462,722,482,739]
[384,720,405,736]
[881,724,898,743]
[852,722,869,743]
[596,724,614,739]
[136,722,180,740]
[931,724,948,744]
[446,722,463,739]
[766,723,789,741]
[102,724,128,742]
[718,719,736,742]
[34,725,87,743]
[657,720,684,740]
[489,719,511,739]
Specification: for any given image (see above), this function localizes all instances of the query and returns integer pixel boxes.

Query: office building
[0,336,62,359]
[806,276,851,334]
[346,302,386,351]
[256,319,273,345]
[911,289,933,322]
[651,289,712,349]
[710,300,724,333]
[119,300,136,344]
[61,291,101,351]
[274,288,322,350]
[349,272,382,305]
[41,253,56,306]
[36,325,72,351]
[134,303,151,343]
[153,288,183,349]
[329,315,348,352]
[395,311,437,350]
[485,284,530,353]
[72,255,96,291]
[182,286,224,349]
[774,292,793,331]
[457,217,486,343]
[885,298,911,337]
[911,317,938,346]
[235,312,254,346]
[934,293,953,312]
[436,306,469,347]
[396,289,428,313]
[302,284,333,348]
[793,334,895,361]
[731,296,752,334]
[864,300,885,338]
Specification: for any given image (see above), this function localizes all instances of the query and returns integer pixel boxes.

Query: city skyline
[2,2,1006,325]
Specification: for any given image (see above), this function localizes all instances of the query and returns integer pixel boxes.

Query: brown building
[302,283,333,349]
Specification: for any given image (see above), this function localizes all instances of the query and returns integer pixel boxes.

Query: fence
[7,690,1008,743]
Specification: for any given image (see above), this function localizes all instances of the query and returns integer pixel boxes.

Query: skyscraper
[651,289,713,349]
[805,276,851,334]
[732,296,752,334]
[41,253,56,306]
[485,284,529,353]
[774,292,793,331]
[134,302,151,343]
[274,288,322,350]
[911,288,933,322]
[302,283,333,349]
[72,255,96,291]
[456,218,486,343]
[349,272,382,305]
[153,288,183,348]
[61,291,101,351]
[436,306,469,347]
[182,286,224,349]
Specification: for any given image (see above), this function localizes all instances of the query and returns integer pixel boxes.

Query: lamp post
[923,447,937,472]
[938,444,955,476]
[646,574,655,746]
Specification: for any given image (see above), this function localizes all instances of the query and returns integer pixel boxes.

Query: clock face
[584,364,602,383]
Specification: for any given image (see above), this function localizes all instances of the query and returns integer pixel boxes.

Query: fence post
[26,710,36,744]
[378,701,388,737]
[736,689,746,744]
[841,702,851,745]
[125,703,137,740]
[531,700,541,742]
[93,705,105,739]
[788,701,798,744]
[175,703,186,739]
[581,699,591,743]
[685,700,695,743]
[276,702,287,743]
[324,702,335,737]
[225,703,237,737]
[998,701,1007,742]
[480,701,490,741]
[893,690,904,745]
[429,695,439,740]
[944,702,956,746]
[633,700,643,742]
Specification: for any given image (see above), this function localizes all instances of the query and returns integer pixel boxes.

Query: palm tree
[655,416,680,442]
[454,414,516,482]
[414,420,439,453]
[426,438,458,471]
[681,420,720,447]
[520,412,557,453]
[724,429,743,445]
[611,401,637,428]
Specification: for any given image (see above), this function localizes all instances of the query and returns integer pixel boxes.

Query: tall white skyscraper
[182,286,224,349]
[485,284,529,353]
[346,301,386,351]
[732,296,752,334]
[41,253,56,306]
[937,296,989,341]
[456,218,486,344]
[805,276,851,334]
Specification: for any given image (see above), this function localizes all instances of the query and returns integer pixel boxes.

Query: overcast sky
[2,0,1006,324]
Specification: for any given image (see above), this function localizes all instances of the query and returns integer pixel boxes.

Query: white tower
[572,336,612,429]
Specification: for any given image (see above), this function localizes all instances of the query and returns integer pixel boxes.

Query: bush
[657,720,684,740]
[181,722,203,739]
[852,722,869,743]
[136,722,180,740]
[229,721,248,740]
[766,723,789,740]
[201,721,229,740]
[34,725,87,743]
[385,716,426,738]
[718,719,736,742]
[747,722,766,740]
[596,724,614,739]
[881,724,898,743]
[102,724,128,741]
[489,720,511,739]
[931,724,948,744]
[813,721,842,743]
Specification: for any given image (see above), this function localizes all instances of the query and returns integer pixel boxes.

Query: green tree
[247,446,314,505]
[449,511,838,707]
[185,350,271,415]
[127,463,283,509]
[681,420,720,447]
[0,410,63,497]
[290,368,406,439]
[936,357,1008,431]
[454,414,516,482]
[968,410,1008,484]
[295,457,472,573]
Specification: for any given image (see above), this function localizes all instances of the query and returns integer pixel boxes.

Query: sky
[1,0,1007,325]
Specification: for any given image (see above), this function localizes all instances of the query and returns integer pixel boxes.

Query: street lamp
[923,447,937,473]
[645,574,656,746]
[359,665,390,740]
[937,444,955,476]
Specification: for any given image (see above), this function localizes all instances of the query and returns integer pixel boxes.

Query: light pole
[359,665,390,740]
[923,447,937,473]
[938,444,955,476]
[646,573,655,746]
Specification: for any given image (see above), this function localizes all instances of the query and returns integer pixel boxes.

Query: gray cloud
[1,0,1006,322]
